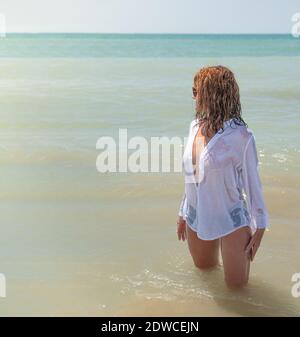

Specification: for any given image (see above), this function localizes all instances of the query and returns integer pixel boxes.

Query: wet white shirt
[178,117,270,240]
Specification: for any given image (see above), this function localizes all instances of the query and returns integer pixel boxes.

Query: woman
[176,65,270,288]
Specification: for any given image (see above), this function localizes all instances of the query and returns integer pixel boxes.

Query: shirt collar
[200,117,236,153]
[221,118,235,132]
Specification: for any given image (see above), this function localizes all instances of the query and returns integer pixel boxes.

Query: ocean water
[0,34,299,316]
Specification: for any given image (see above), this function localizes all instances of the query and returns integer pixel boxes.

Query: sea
[0,33,299,316]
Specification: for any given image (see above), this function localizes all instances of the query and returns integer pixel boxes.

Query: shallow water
[0,34,299,316]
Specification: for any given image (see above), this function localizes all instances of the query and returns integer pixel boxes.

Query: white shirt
[178,117,270,240]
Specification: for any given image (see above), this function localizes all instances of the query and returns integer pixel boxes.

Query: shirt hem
[186,220,252,241]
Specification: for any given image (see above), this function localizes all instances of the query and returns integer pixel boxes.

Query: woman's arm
[176,119,195,241]
[177,192,187,241]
[242,134,270,260]
[242,134,269,230]
[178,193,186,217]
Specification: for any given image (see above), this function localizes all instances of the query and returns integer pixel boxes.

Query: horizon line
[4,32,292,35]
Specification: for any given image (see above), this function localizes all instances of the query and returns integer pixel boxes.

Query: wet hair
[193,65,247,136]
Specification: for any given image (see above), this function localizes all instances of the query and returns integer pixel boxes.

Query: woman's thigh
[186,223,220,269]
[220,226,252,288]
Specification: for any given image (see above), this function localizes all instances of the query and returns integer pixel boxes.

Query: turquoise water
[0,34,299,57]
[0,34,299,316]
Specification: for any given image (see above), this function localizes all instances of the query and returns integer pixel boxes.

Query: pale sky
[1,0,299,33]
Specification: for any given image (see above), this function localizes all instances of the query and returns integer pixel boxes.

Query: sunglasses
[192,86,197,99]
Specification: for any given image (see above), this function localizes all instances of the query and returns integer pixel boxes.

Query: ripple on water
[108,245,300,316]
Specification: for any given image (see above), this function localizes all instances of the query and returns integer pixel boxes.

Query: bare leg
[186,223,220,269]
[220,226,252,288]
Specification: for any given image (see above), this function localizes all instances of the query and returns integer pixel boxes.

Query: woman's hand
[245,228,265,261]
[176,216,187,241]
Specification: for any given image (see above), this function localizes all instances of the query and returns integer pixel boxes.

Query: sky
[0,0,299,33]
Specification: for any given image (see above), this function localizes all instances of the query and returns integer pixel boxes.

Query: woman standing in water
[176,65,270,288]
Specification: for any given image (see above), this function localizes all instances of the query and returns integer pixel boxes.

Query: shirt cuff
[254,213,270,229]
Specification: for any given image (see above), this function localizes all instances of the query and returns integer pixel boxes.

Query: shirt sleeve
[242,134,269,229]
[178,120,194,217]
[178,193,187,217]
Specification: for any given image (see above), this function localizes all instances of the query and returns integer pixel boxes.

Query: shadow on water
[195,266,300,317]
[109,245,300,317]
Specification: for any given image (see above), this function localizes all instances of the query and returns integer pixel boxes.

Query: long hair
[193,65,247,136]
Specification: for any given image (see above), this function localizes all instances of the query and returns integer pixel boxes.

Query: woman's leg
[220,226,252,288]
[186,223,220,269]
